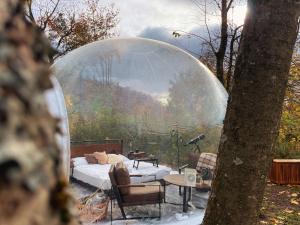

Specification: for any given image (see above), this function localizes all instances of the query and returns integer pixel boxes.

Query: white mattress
[72,160,172,190]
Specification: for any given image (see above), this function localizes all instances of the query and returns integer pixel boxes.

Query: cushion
[107,154,123,164]
[114,162,130,195]
[94,151,108,164]
[123,181,164,205]
[72,157,88,167]
[84,154,98,164]
[196,153,217,172]
[118,154,130,162]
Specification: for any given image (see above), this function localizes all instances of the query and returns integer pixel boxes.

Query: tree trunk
[215,0,229,86]
[216,54,225,85]
[202,1,299,225]
[0,1,78,225]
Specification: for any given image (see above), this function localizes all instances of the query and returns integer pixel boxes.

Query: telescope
[187,134,205,145]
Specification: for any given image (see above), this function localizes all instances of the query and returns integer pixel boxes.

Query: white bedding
[72,160,172,190]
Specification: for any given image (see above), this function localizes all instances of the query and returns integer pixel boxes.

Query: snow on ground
[72,180,209,225]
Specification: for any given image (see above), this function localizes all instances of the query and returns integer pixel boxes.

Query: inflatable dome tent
[45,77,70,178]
[52,38,228,166]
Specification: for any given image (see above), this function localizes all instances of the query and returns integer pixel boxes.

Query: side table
[133,158,159,169]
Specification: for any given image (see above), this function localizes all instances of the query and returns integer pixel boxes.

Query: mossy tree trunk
[0,1,78,225]
[202,1,300,225]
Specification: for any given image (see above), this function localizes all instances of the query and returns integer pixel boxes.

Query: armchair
[179,152,217,194]
[108,163,164,220]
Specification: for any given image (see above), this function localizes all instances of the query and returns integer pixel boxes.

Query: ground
[72,180,208,225]
[260,182,300,225]
[72,180,300,225]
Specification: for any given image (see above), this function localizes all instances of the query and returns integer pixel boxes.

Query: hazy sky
[100,0,247,37]
[49,0,247,37]
[57,0,247,55]
[97,0,247,56]
[107,0,200,36]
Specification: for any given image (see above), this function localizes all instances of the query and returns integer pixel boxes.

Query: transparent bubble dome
[53,38,228,160]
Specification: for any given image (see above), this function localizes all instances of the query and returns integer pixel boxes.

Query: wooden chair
[179,152,217,194]
[108,163,164,220]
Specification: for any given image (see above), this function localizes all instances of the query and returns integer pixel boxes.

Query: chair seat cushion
[196,180,212,192]
[122,182,164,205]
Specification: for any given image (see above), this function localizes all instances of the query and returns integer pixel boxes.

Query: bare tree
[214,0,235,85]
[202,1,300,225]
[0,1,78,225]
[226,24,243,90]
[174,0,243,90]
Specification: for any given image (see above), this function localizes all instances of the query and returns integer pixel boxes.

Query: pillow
[118,154,130,162]
[94,151,108,164]
[84,154,98,164]
[72,157,88,167]
[107,154,123,164]
[114,162,130,195]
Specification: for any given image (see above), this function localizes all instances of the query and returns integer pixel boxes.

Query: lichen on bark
[0,1,79,225]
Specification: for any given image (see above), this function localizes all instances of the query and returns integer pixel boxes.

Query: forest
[63,74,222,167]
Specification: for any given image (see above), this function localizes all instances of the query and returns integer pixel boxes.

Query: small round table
[163,174,195,212]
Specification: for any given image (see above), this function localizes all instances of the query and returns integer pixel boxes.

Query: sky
[98,0,247,56]
[58,0,247,56]
[99,0,247,37]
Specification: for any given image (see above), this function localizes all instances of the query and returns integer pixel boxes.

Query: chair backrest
[108,165,124,204]
[108,165,117,187]
[196,152,217,172]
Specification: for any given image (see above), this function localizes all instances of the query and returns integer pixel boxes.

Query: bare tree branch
[227,0,235,12]
[41,0,60,30]
[25,0,36,23]
[189,0,206,10]
[227,24,243,89]
[213,0,222,11]
[204,0,217,54]
[173,29,217,55]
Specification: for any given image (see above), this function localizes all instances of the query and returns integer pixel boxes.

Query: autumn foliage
[25,0,119,61]
[276,57,300,158]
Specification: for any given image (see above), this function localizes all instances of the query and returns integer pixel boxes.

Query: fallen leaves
[284,208,294,214]
[260,183,300,225]
[291,193,298,197]
[290,199,299,205]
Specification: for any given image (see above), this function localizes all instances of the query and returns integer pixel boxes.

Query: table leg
[163,180,166,203]
[188,187,192,201]
[183,186,188,213]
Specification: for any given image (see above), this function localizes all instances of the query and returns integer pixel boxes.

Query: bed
[70,141,172,190]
